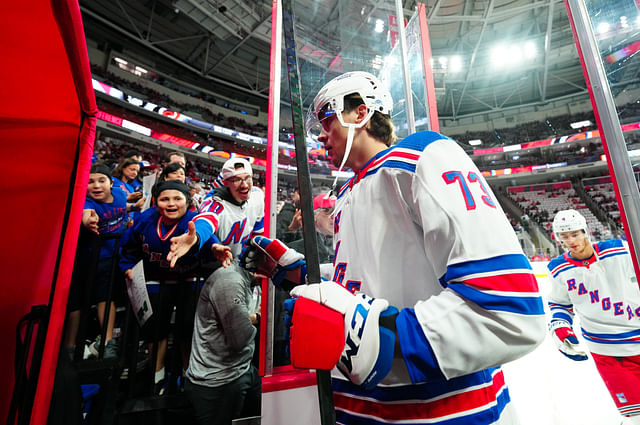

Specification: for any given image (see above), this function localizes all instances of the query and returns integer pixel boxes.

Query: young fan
[64,163,143,359]
[119,180,212,393]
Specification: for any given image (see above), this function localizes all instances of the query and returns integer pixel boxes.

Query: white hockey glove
[290,282,398,390]
[549,320,588,361]
[239,236,306,287]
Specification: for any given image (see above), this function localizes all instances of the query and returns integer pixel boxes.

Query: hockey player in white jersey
[548,209,640,423]
[241,71,546,425]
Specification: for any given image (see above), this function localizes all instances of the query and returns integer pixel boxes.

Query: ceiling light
[438,56,448,69]
[597,22,610,34]
[524,41,537,59]
[620,16,629,28]
[507,46,522,66]
[375,19,384,33]
[491,45,507,66]
[114,57,127,65]
[450,55,462,72]
[469,139,482,146]
[570,120,593,129]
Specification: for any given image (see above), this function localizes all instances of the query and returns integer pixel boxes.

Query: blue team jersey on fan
[112,176,140,195]
[119,208,212,281]
[84,187,128,259]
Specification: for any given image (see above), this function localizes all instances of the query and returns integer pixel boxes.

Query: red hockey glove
[290,282,398,390]
[549,320,588,361]
[239,236,306,287]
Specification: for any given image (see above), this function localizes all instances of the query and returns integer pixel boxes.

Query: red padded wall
[0,1,96,423]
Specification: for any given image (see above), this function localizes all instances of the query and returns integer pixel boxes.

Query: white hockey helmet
[552,209,588,238]
[306,72,393,190]
[311,71,393,126]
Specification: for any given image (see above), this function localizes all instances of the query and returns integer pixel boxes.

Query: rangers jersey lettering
[193,186,264,257]
[547,239,640,356]
[330,131,545,424]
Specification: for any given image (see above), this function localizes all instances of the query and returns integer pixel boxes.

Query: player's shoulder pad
[395,130,454,153]
[597,238,625,251]
[548,255,568,272]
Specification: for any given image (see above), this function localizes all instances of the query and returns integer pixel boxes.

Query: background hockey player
[548,209,640,423]
[241,71,546,424]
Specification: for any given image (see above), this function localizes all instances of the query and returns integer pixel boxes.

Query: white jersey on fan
[193,186,264,257]
[329,131,545,425]
[548,239,640,357]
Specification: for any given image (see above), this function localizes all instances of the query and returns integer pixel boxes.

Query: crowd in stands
[96,98,265,159]
[60,142,280,424]
[619,100,640,122]
[453,105,640,151]
[91,62,640,182]
[471,130,640,172]
[509,182,615,245]
[95,97,339,176]
[93,63,640,176]
[92,64,268,136]
[584,182,626,226]
[94,135,336,208]
[453,111,597,148]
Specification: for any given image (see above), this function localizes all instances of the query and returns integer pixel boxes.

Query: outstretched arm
[167,221,199,268]
[211,243,233,268]
[82,209,99,235]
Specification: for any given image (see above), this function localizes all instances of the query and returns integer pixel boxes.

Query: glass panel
[583,0,640,151]
[274,0,430,367]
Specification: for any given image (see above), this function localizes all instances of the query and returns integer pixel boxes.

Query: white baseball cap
[221,157,253,181]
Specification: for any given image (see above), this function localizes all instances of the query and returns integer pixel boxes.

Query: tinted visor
[317,103,336,131]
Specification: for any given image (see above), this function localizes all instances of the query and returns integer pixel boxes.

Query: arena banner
[474,122,638,156]
[0,1,96,423]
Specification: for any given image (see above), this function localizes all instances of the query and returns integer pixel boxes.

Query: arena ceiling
[79,0,640,119]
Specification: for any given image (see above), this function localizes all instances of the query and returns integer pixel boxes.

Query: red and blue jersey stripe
[438,253,544,316]
[581,328,640,345]
[337,132,452,200]
[332,367,510,425]
[596,239,627,260]
[548,302,575,324]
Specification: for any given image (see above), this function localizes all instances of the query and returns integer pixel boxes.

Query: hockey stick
[281,0,336,423]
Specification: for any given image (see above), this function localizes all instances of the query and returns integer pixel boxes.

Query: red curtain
[0,1,96,423]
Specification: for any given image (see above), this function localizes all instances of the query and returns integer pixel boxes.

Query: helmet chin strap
[330,109,375,194]
[331,124,356,193]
